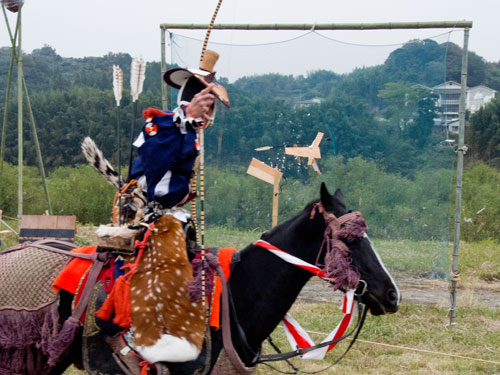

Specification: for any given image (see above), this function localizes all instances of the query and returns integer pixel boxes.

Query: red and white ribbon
[254,239,356,360]
[282,290,355,360]
[254,240,326,278]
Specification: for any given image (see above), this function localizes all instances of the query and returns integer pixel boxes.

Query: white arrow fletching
[130,57,146,102]
[112,65,123,106]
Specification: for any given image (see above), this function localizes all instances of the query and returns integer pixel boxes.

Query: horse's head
[314,183,400,315]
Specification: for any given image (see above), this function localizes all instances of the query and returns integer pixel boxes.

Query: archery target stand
[247,158,282,227]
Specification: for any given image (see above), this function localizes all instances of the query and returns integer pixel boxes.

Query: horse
[0,183,400,375]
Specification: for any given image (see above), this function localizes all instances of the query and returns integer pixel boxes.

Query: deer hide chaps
[130,215,205,363]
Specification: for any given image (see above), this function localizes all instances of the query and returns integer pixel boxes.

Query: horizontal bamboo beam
[161,21,472,31]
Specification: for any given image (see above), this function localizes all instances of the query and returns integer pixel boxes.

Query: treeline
[0,40,499,173]
[0,158,497,242]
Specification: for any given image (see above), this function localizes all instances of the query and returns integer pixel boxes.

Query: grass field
[1,223,499,374]
[63,300,500,375]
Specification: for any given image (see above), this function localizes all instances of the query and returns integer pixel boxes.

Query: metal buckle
[355,280,367,296]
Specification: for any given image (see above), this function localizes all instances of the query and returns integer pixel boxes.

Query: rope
[171,29,458,48]
[280,326,500,366]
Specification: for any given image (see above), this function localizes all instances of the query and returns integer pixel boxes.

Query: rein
[252,240,367,365]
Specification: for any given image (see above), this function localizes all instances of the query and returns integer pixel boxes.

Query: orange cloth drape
[209,247,237,330]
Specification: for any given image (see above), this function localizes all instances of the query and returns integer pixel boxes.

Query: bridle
[225,202,370,373]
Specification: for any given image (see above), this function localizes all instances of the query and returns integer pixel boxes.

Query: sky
[1,0,498,80]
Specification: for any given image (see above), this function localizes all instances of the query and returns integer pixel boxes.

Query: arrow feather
[112,64,123,106]
[130,57,146,102]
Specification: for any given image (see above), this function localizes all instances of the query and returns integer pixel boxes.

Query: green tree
[467,96,500,165]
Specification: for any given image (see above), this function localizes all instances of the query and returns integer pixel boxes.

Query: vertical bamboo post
[0,6,18,175]
[0,40,15,175]
[23,76,52,214]
[161,27,168,111]
[16,8,23,219]
[450,28,469,326]
[2,7,51,213]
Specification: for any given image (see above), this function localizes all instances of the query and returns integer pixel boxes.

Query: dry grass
[2,224,497,374]
[253,301,500,375]
[63,300,500,375]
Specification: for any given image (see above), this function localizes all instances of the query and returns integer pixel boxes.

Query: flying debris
[1,0,24,12]
[285,132,324,174]
[254,146,273,151]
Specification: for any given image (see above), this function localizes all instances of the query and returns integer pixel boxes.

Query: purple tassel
[187,258,213,302]
[339,217,368,242]
[47,316,81,366]
[323,248,360,291]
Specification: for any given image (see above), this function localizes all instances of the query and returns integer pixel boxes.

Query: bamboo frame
[161,21,472,323]
[1,4,53,216]
[161,21,473,30]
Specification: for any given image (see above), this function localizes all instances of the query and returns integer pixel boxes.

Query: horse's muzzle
[363,288,400,315]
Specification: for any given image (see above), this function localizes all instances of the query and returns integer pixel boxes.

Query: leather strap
[205,253,256,375]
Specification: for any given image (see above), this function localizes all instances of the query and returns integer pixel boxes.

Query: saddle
[82,213,206,375]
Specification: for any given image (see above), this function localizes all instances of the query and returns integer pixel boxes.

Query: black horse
[5,183,400,375]
[162,183,400,375]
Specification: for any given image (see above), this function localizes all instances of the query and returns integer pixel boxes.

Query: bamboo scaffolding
[160,20,472,324]
[1,4,53,215]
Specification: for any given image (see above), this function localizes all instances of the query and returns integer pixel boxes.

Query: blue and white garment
[129,108,199,209]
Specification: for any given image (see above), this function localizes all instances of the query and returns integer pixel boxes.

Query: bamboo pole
[0,7,18,175]
[161,21,472,31]
[160,21,473,107]
[2,5,52,214]
[450,28,469,326]
[22,76,52,214]
[161,28,168,110]
[16,8,23,219]
[0,40,15,175]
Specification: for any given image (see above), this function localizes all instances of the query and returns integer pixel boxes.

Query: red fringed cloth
[52,245,111,322]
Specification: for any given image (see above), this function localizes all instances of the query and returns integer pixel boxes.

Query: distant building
[432,81,497,119]
[294,97,322,109]
[446,119,460,135]
[467,85,497,113]
[433,81,462,118]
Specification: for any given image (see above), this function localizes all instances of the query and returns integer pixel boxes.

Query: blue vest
[130,110,198,208]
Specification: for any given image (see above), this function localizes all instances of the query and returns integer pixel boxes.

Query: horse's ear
[321,183,347,214]
[320,182,334,211]
[332,188,347,214]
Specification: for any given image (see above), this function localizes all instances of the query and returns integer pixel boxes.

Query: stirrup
[105,335,142,375]
[155,363,171,375]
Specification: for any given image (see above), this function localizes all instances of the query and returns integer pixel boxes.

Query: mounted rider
[95,51,230,374]
[128,49,229,212]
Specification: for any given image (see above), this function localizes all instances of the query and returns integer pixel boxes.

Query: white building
[467,85,497,113]
[432,81,497,119]
[433,81,462,118]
